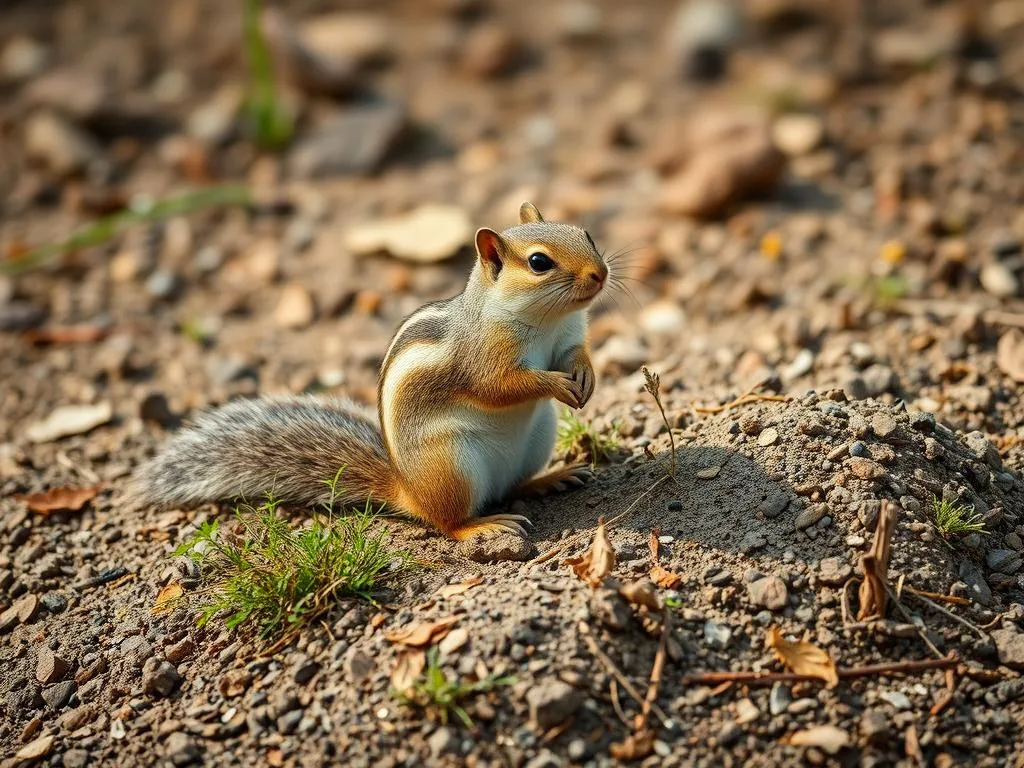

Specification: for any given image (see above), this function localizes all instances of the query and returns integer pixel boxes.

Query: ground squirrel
[135,202,609,540]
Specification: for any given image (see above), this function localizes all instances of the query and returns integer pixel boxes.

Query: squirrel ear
[519,202,544,224]
[475,227,504,280]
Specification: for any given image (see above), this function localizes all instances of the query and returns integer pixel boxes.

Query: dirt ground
[3,0,1024,766]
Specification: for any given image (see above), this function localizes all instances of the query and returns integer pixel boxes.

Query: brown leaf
[438,626,469,655]
[564,517,615,588]
[16,485,102,516]
[390,649,426,694]
[766,628,839,688]
[385,616,460,647]
[152,583,184,614]
[619,579,662,611]
[610,730,655,761]
[436,574,484,599]
[858,501,897,620]
[997,328,1024,383]
[781,725,849,754]
[648,529,683,588]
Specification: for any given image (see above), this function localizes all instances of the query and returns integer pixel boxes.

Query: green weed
[396,648,516,727]
[174,490,410,641]
[556,409,619,467]
[932,497,987,538]
[243,0,293,149]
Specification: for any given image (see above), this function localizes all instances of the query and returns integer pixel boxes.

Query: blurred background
[2,0,1024,441]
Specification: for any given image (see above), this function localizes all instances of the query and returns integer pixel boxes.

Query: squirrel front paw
[568,359,595,407]
[548,371,586,409]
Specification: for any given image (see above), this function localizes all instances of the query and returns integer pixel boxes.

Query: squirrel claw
[450,513,532,541]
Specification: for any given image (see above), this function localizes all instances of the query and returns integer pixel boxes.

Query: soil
[3,0,1024,766]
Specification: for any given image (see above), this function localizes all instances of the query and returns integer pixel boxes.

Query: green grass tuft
[555,409,619,468]
[932,497,987,538]
[174,491,410,641]
[243,0,294,150]
[396,648,516,727]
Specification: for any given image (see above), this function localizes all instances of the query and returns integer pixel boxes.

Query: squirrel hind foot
[448,513,532,541]
[514,464,594,498]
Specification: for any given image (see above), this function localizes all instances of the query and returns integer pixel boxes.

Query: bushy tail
[132,395,394,510]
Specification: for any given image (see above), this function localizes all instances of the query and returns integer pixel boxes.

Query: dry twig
[582,632,671,727]
[679,655,958,687]
[858,501,897,620]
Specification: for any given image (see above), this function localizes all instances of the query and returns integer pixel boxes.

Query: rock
[459,532,536,563]
[460,25,521,78]
[703,619,732,649]
[24,68,106,120]
[0,301,47,332]
[297,12,392,69]
[986,549,1023,575]
[260,7,358,98]
[186,85,243,145]
[980,262,1019,298]
[290,102,408,177]
[142,659,182,697]
[428,726,460,758]
[145,270,182,301]
[757,427,779,447]
[292,655,320,684]
[991,628,1024,670]
[783,348,815,380]
[345,648,375,683]
[24,111,104,177]
[746,576,788,611]
[590,589,631,631]
[639,300,687,335]
[166,732,202,766]
[16,735,54,762]
[557,1,603,41]
[997,329,1024,383]
[274,284,317,329]
[860,364,897,397]
[738,413,761,436]
[14,593,40,624]
[667,0,742,82]
[218,669,251,698]
[659,115,784,219]
[0,36,48,81]
[63,749,89,768]
[42,680,76,709]
[757,493,789,520]
[860,709,890,746]
[593,336,648,375]
[817,557,852,587]
[165,638,195,664]
[25,402,113,443]
[964,431,1000,468]
[527,680,584,729]
[344,204,472,264]
[847,457,885,480]
[525,751,563,768]
[870,413,898,439]
[36,647,70,685]
[769,683,791,716]
[771,114,824,157]
[958,561,992,607]
[716,720,743,747]
[794,503,827,530]
[61,706,94,731]
[879,690,912,710]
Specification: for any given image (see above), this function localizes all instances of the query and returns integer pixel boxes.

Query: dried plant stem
[903,586,970,606]
[679,655,958,687]
[582,633,671,727]
[904,590,988,640]
[642,366,676,478]
[636,613,669,732]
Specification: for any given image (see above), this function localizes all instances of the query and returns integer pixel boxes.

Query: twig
[693,390,789,415]
[858,501,897,620]
[636,612,670,732]
[884,584,946,660]
[903,586,970,607]
[609,681,632,728]
[679,655,958,687]
[905,590,988,640]
[582,633,671,727]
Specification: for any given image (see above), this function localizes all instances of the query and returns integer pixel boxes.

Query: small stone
[62,749,89,768]
[345,648,375,683]
[277,709,303,734]
[590,589,631,631]
[787,698,818,715]
[165,638,195,664]
[145,270,182,300]
[871,413,898,439]
[879,690,912,710]
[24,111,103,176]
[16,735,54,762]
[460,25,521,78]
[218,669,251,698]
[958,562,992,607]
[345,204,472,264]
[986,549,1023,575]
[783,348,815,380]
[0,36,48,80]
[757,493,790,519]
[795,504,827,530]
[274,283,316,329]
[849,441,869,457]
[746,576,788,611]
[860,709,890,746]
[527,680,584,729]
[292,655,320,684]
[667,0,742,82]
[703,619,732,649]
[980,262,1019,298]
[36,647,70,684]
[847,457,885,480]
[772,114,824,157]
[142,659,183,697]
[817,557,852,587]
[991,628,1024,670]
[25,403,113,443]
[290,102,408,178]
[757,427,779,447]
[459,532,536,563]
[166,731,202,766]
[15,593,40,624]
[861,364,897,397]
[769,683,791,716]
[738,413,761,435]
[910,412,935,433]
[428,726,460,758]
[716,720,743,747]
[42,680,75,709]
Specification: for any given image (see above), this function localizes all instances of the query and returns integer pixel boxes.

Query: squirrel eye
[527,252,555,273]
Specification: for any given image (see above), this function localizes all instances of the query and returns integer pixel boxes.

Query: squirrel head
[473,202,607,323]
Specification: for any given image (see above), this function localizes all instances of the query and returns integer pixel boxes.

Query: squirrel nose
[588,264,608,285]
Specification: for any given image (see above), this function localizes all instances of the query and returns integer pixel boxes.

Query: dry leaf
[436,574,484,598]
[390,649,426,694]
[781,725,850,754]
[858,501,897,620]
[385,616,460,647]
[610,730,655,761]
[564,517,615,588]
[619,579,661,611]
[648,529,683,589]
[438,626,469,655]
[152,582,184,614]
[766,628,839,688]
[15,485,102,516]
